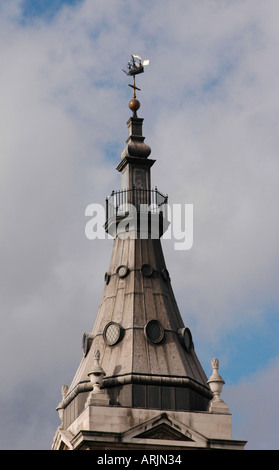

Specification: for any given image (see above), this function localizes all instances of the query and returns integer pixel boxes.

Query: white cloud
[223,356,279,449]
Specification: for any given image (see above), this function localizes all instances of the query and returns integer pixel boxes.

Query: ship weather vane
[122,54,149,116]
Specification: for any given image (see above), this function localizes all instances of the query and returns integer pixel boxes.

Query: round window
[177,327,193,351]
[82,333,93,357]
[141,264,153,277]
[183,327,193,351]
[161,268,170,281]
[117,265,129,278]
[103,322,122,346]
[144,320,164,344]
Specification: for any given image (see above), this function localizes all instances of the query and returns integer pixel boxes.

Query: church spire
[58,54,211,416]
[52,58,247,450]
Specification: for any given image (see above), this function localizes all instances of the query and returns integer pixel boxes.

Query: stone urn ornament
[85,350,110,406]
[87,349,106,394]
[207,358,230,413]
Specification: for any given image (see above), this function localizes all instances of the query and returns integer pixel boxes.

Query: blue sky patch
[21,0,82,20]
[104,141,123,164]
[221,307,279,384]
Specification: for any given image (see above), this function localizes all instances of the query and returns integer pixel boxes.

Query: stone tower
[52,56,246,451]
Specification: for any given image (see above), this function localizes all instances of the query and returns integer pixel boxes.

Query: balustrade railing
[105,187,168,221]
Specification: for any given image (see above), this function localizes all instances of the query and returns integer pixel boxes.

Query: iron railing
[106,187,168,221]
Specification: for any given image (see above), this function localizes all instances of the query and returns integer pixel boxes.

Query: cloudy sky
[1,0,279,450]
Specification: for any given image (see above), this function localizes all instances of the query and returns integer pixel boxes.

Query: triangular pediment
[52,428,74,450]
[121,412,208,448]
[135,422,193,441]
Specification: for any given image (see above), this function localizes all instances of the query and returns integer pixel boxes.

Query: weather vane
[122,54,149,116]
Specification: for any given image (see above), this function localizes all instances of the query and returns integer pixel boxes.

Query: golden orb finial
[129,98,140,112]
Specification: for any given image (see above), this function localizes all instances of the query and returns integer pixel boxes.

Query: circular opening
[144,320,164,344]
[141,264,153,277]
[161,268,169,281]
[117,265,129,278]
[82,333,93,357]
[183,328,193,351]
[103,322,122,346]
